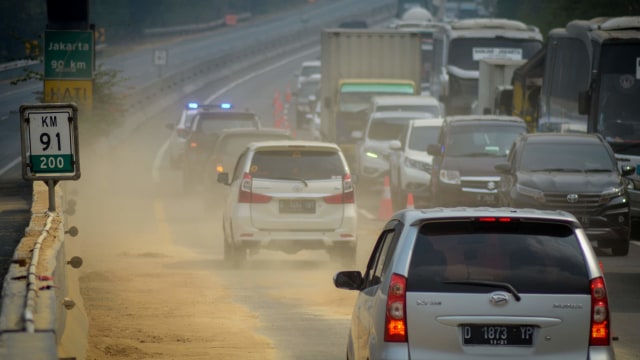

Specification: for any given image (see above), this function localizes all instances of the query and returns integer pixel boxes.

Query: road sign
[44,79,93,108]
[20,103,80,180]
[44,30,94,79]
[154,49,168,66]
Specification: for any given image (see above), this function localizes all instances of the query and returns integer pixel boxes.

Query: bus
[430,18,543,115]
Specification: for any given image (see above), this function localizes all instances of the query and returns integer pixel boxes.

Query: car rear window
[196,113,258,134]
[407,220,589,295]
[250,150,346,180]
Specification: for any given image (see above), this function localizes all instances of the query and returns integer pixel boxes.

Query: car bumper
[230,209,357,252]
[434,180,499,207]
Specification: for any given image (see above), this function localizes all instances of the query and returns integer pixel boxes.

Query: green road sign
[30,154,74,173]
[44,30,94,79]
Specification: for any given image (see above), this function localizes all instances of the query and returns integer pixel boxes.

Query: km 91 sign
[20,103,80,180]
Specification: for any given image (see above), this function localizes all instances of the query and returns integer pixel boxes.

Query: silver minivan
[334,207,615,359]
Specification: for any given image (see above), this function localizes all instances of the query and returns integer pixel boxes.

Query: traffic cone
[377,175,393,220]
[406,193,415,210]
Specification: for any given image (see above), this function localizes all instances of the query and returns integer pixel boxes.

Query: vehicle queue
[160,6,638,359]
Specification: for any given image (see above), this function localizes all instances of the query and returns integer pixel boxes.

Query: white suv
[334,207,615,359]
[217,140,357,265]
[388,117,443,211]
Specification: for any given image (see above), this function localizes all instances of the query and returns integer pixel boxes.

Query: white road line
[152,46,320,184]
[358,209,376,221]
[631,240,640,247]
[0,157,20,177]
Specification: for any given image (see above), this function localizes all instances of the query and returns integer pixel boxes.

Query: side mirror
[389,140,402,151]
[621,165,635,177]
[494,163,512,174]
[333,271,363,290]
[217,172,230,185]
[426,143,442,156]
[578,90,591,115]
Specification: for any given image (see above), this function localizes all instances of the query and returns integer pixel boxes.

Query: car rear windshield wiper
[533,168,583,173]
[442,280,521,301]
[583,168,614,173]
[262,176,308,187]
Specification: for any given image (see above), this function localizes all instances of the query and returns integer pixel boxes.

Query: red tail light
[384,273,407,342]
[589,277,610,346]
[323,174,355,204]
[238,172,272,204]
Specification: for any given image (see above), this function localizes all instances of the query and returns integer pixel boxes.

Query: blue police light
[220,103,232,109]
[187,102,199,109]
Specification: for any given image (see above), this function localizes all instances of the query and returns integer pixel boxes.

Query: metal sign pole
[46,180,57,212]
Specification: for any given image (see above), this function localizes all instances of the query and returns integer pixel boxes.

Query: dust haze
[64,109,368,359]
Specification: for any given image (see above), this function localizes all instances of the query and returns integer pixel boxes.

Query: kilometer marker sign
[20,103,80,180]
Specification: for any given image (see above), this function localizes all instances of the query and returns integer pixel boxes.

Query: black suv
[495,133,635,255]
[427,115,527,207]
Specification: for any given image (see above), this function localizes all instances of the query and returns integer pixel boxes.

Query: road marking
[631,240,640,247]
[0,157,20,177]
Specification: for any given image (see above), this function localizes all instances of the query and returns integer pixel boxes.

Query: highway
[1,1,640,358]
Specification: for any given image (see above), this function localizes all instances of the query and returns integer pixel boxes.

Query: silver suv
[334,207,615,359]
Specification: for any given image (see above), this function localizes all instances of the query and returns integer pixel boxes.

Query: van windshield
[448,38,542,70]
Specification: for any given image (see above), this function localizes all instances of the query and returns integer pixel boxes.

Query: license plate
[476,194,496,204]
[462,325,535,346]
[279,199,316,214]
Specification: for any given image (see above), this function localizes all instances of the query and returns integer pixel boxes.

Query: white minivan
[217,140,357,265]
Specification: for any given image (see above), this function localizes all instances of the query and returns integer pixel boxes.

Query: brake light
[323,174,355,204]
[478,217,511,222]
[238,172,272,203]
[589,277,610,346]
[384,273,407,342]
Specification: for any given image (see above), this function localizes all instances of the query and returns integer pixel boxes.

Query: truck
[515,16,640,229]
[320,28,422,166]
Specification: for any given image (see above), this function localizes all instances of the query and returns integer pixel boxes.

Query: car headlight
[516,184,545,202]
[405,157,431,172]
[365,151,379,159]
[600,185,626,203]
[439,169,460,184]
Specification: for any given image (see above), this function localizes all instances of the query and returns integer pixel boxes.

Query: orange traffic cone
[377,175,393,220]
[406,193,415,210]
[285,85,292,103]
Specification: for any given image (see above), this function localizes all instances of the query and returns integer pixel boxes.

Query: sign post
[20,103,81,212]
[153,49,168,78]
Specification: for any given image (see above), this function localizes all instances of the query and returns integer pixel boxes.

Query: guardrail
[0,2,395,359]
[143,12,252,36]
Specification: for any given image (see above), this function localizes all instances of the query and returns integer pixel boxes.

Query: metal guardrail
[143,12,252,36]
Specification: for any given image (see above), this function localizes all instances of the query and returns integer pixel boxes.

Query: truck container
[320,28,422,166]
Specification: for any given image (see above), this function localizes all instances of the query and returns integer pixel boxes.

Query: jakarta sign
[44,30,94,79]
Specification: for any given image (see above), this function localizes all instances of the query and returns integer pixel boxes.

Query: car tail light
[324,174,355,204]
[238,172,272,204]
[589,277,610,346]
[384,273,407,342]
